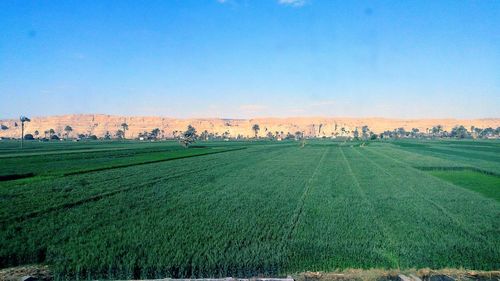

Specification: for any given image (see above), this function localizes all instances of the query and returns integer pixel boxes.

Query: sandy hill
[0,114,498,139]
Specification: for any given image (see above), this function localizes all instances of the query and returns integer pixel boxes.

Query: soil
[1,266,498,281]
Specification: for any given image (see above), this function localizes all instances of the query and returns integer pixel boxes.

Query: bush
[50,135,60,140]
[24,134,34,140]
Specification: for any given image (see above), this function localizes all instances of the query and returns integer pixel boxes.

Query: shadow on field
[0,173,35,182]
[414,166,500,177]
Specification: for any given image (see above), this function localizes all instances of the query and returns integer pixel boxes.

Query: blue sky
[1,0,499,119]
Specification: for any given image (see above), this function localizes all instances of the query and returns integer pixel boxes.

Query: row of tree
[378,125,500,140]
[6,118,500,143]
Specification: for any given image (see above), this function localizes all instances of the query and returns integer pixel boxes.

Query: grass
[0,139,499,280]
[429,170,500,202]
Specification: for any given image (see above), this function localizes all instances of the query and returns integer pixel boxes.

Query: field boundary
[63,147,247,176]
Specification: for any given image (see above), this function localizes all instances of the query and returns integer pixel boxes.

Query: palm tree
[64,125,73,139]
[20,116,31,148]
[121,123,129,139]
[49,129,55,139]
[151,128,160,139]
[115,129,124,139]
[432,125,443,137]
[294,131,302,140]
[180,125,197,147]
[252,124,260,139]
[361,125,370,139]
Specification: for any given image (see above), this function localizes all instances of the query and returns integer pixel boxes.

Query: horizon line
[1,113,499,121]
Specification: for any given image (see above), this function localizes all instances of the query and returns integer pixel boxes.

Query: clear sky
[1,0,499,119]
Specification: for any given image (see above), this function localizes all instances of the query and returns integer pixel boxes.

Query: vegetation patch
[426,169,500,202]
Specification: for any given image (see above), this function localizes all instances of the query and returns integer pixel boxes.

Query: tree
[49,129,55,139]
[20,116,31,148]
[151,128,160,140]
[104,131,112,140]
[396,127,407,138]
[34,130,39,139]
[432,125,443,137]
[480,127,494,138]
[115,129,124,139]
[411,128,420,138]
[252,124,260,139]
[451,125,469,139]
[361,125,370,140]
[121,123,129,139]
[353,128,359,139]
[180,125,197,147]
[200,130,209,141]
[0,124,8,130]
[294,131,302,141]
[24,133,34,140]
[64,125,73,139]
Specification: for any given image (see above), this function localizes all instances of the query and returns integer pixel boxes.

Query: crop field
[0,139,499,280]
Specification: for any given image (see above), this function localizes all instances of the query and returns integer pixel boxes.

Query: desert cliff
[0,114,498,139]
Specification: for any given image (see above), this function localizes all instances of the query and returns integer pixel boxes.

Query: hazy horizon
[1,112,500,121]
[1,0,499,119]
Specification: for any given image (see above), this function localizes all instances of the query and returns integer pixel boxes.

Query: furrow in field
[287,147,329,238]
[1,145,319,277]
[287,146,387,271]
[280,146,329,261]
[338,147,400,268]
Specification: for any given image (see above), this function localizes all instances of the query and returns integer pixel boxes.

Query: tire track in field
[360,147,494,246]
[339,146,400,268]
[279,147,329,258]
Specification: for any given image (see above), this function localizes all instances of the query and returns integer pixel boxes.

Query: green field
[0,139,499,280]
